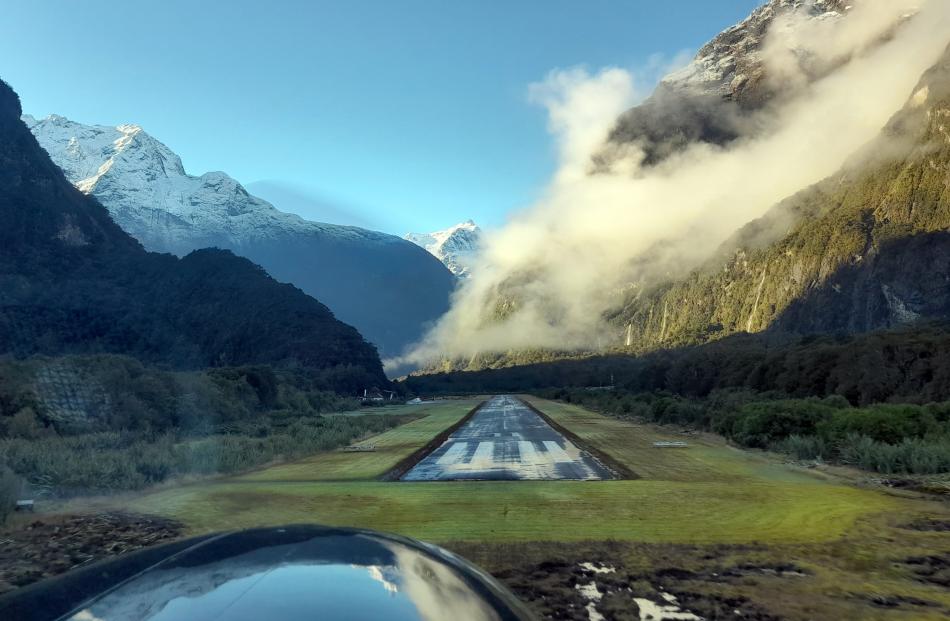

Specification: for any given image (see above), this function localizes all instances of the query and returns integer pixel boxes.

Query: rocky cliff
[615,45,950,349]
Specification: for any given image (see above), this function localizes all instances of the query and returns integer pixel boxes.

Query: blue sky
[1,1,760,234]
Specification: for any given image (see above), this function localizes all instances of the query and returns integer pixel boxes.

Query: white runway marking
[402,395,615,480]
[471,441,495,465]
[543,441,572,463]
[518,441,538,465]
[436,442,468,465]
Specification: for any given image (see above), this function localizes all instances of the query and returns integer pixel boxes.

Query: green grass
[108,396,934,547]
[125,478,896,544]
[528,397,817,483]
[235,399,482,482]
[52,396,950,620]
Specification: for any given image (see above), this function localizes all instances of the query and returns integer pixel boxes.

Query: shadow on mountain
[771,231,950,334]
[404,315,950,407]
[0,77,387,390]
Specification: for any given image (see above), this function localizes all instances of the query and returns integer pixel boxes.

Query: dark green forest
[405,324,950,404]
[405,324,950,475]
[0,354,404,496]
[0,78,387,391]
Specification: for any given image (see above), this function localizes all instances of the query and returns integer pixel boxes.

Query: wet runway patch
[401,395,615,481]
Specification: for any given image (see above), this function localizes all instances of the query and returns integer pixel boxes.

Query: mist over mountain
[405,220,481,278]
[405,0,950,370]
[616,47,950,349]
[24,115,455,358]
[0,78,387,389]
[595,0,853,169]
[244,180,376,230]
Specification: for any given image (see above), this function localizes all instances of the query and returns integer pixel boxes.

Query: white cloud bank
[396,0,950,370]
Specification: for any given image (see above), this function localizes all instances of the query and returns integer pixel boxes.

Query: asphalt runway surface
[401,395,614,481]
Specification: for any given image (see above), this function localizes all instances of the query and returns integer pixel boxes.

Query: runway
[401,395,614,481]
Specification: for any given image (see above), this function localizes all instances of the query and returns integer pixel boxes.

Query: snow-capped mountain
[405,220,481,278]
[22,114,393,254]
[24,113,456,358]
[599,0,853,168]
[660,0,849,100]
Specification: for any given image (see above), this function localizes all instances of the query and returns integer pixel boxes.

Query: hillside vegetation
[616,47,950,350]
[0,78,386,389]
[0,354,404,495]
[407,324,950,404]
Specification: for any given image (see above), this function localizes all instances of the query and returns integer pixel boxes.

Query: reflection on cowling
[60,526,528,621]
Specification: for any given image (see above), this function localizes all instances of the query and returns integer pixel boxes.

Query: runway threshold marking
[436,442,468,465]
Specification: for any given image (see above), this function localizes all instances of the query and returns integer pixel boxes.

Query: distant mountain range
[24,114,455,357]
[0,79,387,389]
[405,220,481,278]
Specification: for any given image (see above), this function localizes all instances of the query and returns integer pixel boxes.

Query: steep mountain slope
[24,115,455,357]
[615,45,950,350]
[405,220,481,277]
[0,78,386,388]
[596,0,850,169]
[413,0,950,374]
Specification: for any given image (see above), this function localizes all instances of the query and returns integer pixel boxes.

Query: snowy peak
[599,0,864,168]
[23,114,184,189]
[24,113,394,255]
[21,112,455,358]
[661,0,849,100]
[405,220,481,278]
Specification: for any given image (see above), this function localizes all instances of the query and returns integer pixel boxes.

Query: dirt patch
[854,593,939,609]
[872,477,950,497]
[0,512,183,595]
[902,517,950,532]
[901,553,950,588]
[492,556,786,620]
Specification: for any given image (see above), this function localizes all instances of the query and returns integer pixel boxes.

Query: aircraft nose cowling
[0,525,535,621]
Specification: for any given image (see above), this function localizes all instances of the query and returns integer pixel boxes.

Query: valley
[3,1,950,619]
[13,395,947,619]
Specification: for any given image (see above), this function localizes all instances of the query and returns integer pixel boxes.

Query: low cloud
[398,0,950,370]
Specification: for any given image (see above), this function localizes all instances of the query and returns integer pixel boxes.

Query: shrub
[818,404,940,445]
[838,434,950,474]
[8,408,46,439]
[774,434,830,461]
[0,413,404,494]
[0,466,21,523]
[726,400,835,448]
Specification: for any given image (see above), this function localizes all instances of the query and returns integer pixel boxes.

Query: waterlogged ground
[402,395,614,481]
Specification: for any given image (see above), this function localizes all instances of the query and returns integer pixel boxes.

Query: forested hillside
[0,78,386,390]
[615,46,950,350]
[405,323,950,406]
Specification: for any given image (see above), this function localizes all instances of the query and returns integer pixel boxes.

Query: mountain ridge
[405,220,481,278]
[611,44,950,349]
[24,114,455,357]
[0,78,387,389]
[596,0,852,169]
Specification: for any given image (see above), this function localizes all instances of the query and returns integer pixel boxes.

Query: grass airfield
[85,396,950,619]
[119,397,907,543]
